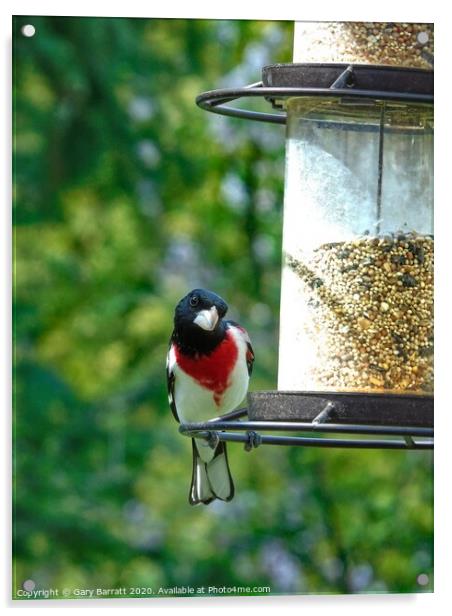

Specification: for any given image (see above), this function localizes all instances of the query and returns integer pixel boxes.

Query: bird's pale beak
[193,306,219,331]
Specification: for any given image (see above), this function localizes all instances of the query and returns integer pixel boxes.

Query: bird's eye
[189,295,199,307]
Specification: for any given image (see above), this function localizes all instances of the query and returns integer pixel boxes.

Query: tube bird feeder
[183,21,434,450]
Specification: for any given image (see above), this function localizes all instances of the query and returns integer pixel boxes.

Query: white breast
[170,325,250,425]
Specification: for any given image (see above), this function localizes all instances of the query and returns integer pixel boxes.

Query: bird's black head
[173,289,228,354]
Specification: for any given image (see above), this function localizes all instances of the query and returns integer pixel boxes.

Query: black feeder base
[179,391,433,450]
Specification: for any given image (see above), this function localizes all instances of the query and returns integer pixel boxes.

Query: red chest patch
[175,331,238,405]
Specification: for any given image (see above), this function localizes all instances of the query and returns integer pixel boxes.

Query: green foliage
[13,15,432,599]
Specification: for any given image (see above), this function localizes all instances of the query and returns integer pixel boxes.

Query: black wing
[166,336,180,423]
[246,339,255,377]
[226,320,255,377]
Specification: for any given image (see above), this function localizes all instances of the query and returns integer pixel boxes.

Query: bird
[166,288,254,505]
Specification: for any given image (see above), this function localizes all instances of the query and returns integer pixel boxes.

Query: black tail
[189,439,234,505]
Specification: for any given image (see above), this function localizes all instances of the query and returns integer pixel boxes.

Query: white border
[4,0,450,21]
[3,1,452,614]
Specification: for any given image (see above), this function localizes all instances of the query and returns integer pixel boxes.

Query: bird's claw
[206,431,220,449]
[244,431,262,452]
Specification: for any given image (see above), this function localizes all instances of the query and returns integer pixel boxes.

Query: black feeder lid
[196,62,434,124]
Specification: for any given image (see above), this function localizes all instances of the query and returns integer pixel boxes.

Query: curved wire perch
[196,84,434,125]
[179,409,434,451]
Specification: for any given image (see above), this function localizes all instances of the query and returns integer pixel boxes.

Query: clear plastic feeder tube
[278,97,433,394]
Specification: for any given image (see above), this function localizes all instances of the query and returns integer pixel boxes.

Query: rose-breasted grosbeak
[167,289,254,505]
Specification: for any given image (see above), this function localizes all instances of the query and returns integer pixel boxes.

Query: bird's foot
[244,431,262,452]
[206,431,220,450]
